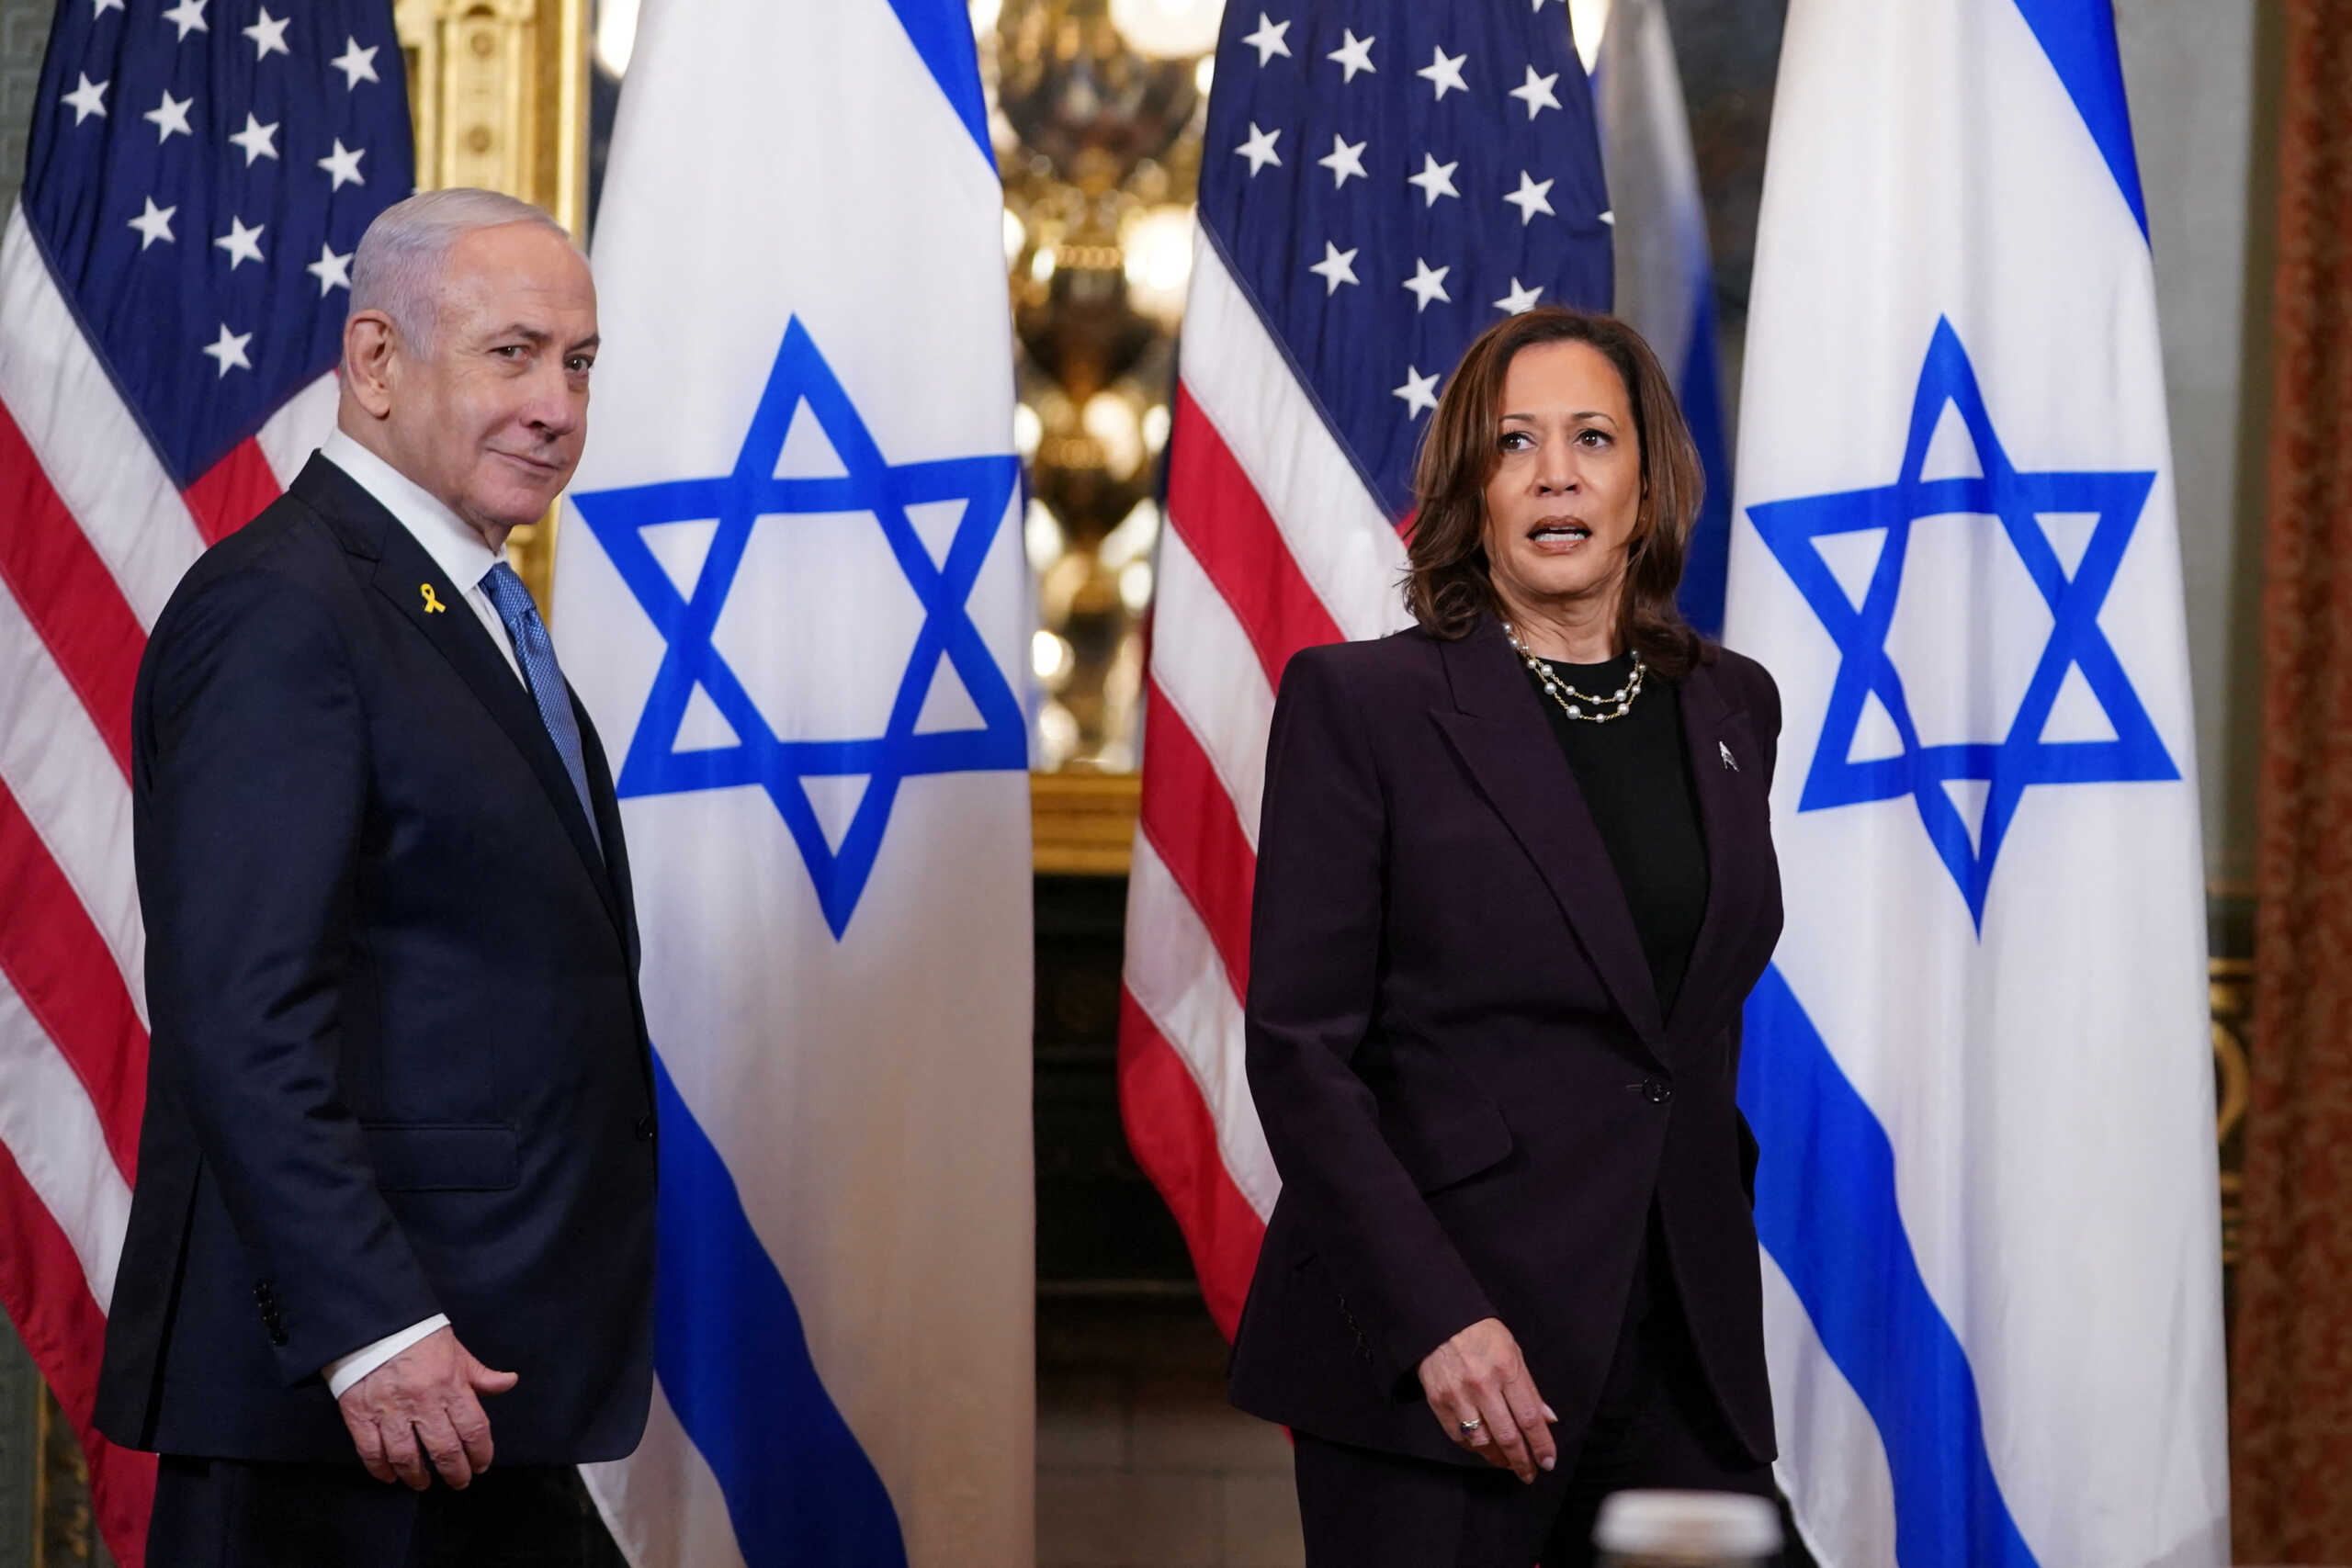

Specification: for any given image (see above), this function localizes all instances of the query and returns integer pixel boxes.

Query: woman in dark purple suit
[1227,309,1785,1567]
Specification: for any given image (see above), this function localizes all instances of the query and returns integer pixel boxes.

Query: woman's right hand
[1416,1316,1558,1483]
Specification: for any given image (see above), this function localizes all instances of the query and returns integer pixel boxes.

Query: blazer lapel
[576,693,642,974]
[295,457,625,938]
[1430,619,1665,1044]
[1661,656,1764,1049]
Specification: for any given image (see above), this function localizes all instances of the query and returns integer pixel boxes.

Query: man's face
[378,222,599,540]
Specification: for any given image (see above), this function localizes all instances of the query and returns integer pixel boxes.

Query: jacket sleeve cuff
[323,1314,450,1398]
[1381,1270,1499,1383]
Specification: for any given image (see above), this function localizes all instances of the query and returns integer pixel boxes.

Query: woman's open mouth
[1528,519,1591,548]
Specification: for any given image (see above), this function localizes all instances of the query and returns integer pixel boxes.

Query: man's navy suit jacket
[95,455,658,1464]
[1227,616,1782,1470]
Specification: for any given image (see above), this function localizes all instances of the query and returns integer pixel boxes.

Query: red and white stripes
[0,198,335,1565]
[1119,227,1408,1337]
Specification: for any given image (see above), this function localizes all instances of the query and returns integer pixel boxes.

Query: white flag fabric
[1722,2,2227,1564]
[552,2,1034,1562]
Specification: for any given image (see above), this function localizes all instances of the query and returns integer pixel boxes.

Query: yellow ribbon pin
[421,583,447,614]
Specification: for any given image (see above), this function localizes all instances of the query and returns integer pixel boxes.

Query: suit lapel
[1431,619,1665,1044]
[575,695,654,1102]
[1661,658,1747,1046]
[296,457,626,939]
[576,694,641,973]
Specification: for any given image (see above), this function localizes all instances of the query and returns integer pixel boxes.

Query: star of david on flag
[1746,318,2177,928]
[570,318,1025,939]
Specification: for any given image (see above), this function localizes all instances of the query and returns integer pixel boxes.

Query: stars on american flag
[1493,276,1544,314]
[242,7,290,60]
[1504,170,1555,225]
[128,196,175,249]
[1317,133,1366,188]
[62,71,108,122]
[143,87,193,141]
[201,321,253,377]
[317,137,367,188]
[1402,257,1451,312]
[1509,65,1562,119]
[1216,10,1606,437]
[37,0,411,464]
[330,37,380,88]
[1416,45,1468,100]
[161,0,206,41]
[1327,28,1375,81]
[1309,241,1360,295]
[1393,366,1440,418]
[306,242,354,295]
[227,109,279,164]
[213,215,265,269]
[1242,13,1292,64]
[1236,121,1283,175]
[1213,12,1599,442]
[1408,152,1459,207]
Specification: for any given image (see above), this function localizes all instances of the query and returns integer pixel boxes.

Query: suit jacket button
[1644,1078,1674,1104]
[634,1115,656,1143]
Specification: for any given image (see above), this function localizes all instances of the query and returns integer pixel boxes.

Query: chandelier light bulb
[1108,0,1226,61]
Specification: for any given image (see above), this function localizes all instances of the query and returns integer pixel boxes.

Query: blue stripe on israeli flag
[880,0,992,164]
[651,1055,909,1566]
[1740,968,2039,1568]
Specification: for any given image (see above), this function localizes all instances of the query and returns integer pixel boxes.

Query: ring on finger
[1457,1417,1483,1436]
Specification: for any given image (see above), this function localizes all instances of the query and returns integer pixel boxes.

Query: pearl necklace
[1502,621,1646,724]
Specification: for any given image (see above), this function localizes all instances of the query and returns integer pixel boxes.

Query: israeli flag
[552,2,1035,1563]
[1589,0,1733,637]
[1723,3,2227,1564]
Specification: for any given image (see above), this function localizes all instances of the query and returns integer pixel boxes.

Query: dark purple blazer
[1227,615,1783,1469]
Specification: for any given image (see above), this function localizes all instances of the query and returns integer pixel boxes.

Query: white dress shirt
[319,429,526,689]
[314,430,521,1397]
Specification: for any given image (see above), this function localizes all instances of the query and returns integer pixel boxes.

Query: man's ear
[343,310,399,419]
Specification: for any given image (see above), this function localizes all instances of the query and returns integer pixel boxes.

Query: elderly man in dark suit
[96,187,653,1568]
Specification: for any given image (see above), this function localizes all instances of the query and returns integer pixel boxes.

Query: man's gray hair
[349,188,574,352]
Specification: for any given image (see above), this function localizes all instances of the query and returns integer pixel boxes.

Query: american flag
[1119,1,1611,1337]
[0,2,410,1556]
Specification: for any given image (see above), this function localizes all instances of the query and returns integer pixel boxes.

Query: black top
[1527,651,1710,1020]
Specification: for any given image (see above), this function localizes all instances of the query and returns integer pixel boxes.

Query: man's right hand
[334,1325,518,1490]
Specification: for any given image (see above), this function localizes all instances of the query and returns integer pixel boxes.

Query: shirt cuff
[323,1314,451,1398]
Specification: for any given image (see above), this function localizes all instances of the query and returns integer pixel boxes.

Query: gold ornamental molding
[395,0,591,615]
[397,0,589,235]
[1032,772,1142,876]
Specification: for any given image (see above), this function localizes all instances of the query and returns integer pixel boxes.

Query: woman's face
[1479,339,1643,625]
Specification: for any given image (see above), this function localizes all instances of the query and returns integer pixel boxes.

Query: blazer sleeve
[1244,648,1498,1378]
[137,570,442,1384]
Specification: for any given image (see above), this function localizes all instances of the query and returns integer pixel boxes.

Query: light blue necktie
[480,560,601,853]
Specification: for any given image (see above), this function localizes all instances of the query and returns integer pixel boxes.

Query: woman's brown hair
[1403,307,1707,678]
